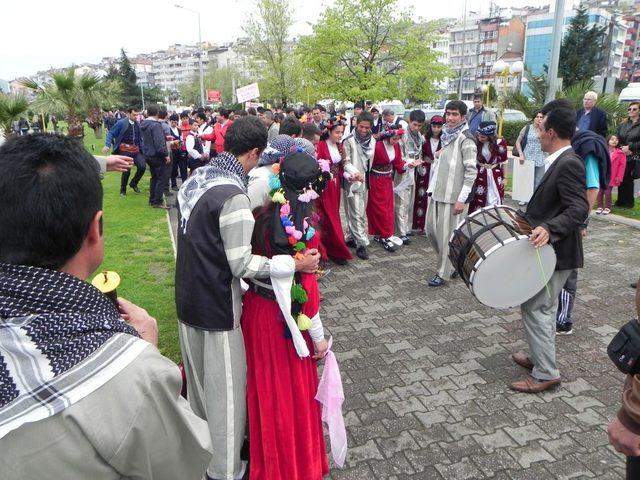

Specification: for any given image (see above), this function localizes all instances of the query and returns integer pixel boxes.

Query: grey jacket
[0,346,212,480]
[428,129,478,204]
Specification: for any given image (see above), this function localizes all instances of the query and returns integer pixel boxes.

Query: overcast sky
[1,0,556,81]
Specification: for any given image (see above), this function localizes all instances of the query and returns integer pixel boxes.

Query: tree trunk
[67,113,84,138]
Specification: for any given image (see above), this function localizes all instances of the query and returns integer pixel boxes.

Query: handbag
[630,154,640,180]
[511,125,529,158]
[607,319,640,375]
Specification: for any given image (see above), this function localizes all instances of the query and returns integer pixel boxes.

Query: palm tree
[0,93,30,139]
[505,71,627,133]
[19,69,119,138]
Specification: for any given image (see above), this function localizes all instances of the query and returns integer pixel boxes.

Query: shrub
[501,120,529,147]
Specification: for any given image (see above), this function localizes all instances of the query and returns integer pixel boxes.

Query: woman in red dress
[413,115,443,234]
[469,121,508,214]
[315,118,353,265]
[242,151,331,480]
[367,128,406,252]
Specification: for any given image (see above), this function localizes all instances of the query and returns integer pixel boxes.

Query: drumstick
[535,249,552,299]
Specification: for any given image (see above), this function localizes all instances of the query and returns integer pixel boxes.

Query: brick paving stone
[169,202,632,479]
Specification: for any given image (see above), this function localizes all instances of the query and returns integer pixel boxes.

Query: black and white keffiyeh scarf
[440,121,468,149]
[0,264,148,439]
[178,151,247,233]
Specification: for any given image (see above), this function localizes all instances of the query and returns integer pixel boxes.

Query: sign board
[236,83,260,103]
[207,90,221,102]
[511,158,535,203]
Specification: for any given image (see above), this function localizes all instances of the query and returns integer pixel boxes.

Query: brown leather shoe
[510,375,561,393]
[511,351,534,370]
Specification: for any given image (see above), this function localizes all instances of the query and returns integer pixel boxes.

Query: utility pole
[458,0,469,99]
[546,0,565,103]
[175,4,206,106]
[141,83,145,111]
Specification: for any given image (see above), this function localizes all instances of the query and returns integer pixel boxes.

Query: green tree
[20,69,119,137]
[296,0,449,103]
[559,5,606,89]
[241,0,299,107]
[180,66,247,106]
[0,93,30,139]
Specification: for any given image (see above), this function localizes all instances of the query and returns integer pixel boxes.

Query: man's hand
[530,226,550,248]
[608,417,640,457]
[581,228,588,238]
[519,158,525,165]
[105,155,133,172]
[622,145,630,154]
[295,248,321,273]
[117,297,159,346]
[313,338,329,360]
[101,146,110,154]
[165,156,171,164]
[453,201,465,215]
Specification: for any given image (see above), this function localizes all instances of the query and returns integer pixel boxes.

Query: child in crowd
[597,134,626,215]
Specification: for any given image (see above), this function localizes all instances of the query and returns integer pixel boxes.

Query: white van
[619,83,640,103]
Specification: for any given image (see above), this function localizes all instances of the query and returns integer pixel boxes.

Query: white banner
[236,83,260,103]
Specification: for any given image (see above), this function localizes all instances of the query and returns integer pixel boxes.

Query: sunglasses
[629,107,639,112]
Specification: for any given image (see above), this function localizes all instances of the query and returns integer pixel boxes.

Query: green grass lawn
[72,123,181,362]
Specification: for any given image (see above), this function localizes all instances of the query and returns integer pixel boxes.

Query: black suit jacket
[523,147,589,271]
[576,107,608,138]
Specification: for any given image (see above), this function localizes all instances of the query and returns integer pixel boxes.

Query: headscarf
[477,121,497,137]
[258,134,296,166]
[294,138,316,157]
[430,115,444,125]
[380,128,405,140]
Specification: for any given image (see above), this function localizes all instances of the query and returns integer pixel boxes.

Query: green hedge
[501,120,529,147]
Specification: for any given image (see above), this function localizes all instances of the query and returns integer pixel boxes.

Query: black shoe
[632,283,637,289]
[331,257,348,266]
[382,238,397,252]
[164,191,174,197]
[406,231,414,237]
[150,204,170,210]
[399,235,411,245]
[451,271,459,279]
[356,246,369,260]
[428,274,445,287]
[171,186,180,191]
[556,323,573,335]
[372,236,383,244]
[346,239,357,248]
[129,183,141,194]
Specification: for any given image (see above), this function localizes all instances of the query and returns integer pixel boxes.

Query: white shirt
[185,134,202,160]
[327,141,341,163]
[544,145,571,172]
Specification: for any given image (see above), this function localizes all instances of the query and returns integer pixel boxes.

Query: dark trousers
[171,151,188,188]
[120,152,146,193]
[556,269,578,326]
[628,456,640,479]
[616,162,635,208]
[146,156,169,206]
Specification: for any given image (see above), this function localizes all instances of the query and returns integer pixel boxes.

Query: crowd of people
[2,90,640,480]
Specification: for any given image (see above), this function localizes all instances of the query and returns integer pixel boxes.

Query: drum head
[470,240,556,309]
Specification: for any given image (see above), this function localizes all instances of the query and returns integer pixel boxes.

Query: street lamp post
[492,60,524,137]
[175,4,206,107]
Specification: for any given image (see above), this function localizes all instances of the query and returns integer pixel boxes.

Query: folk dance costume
[469,122,507,213]
[414,132,440,233]
[367,131,406,252]
[316,137,353,264]
[241,152,346,480]
[343,131,376,255]
[395,127,423,242]
[426,121,477,285]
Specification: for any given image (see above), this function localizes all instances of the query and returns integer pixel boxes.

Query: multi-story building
[446,11,526,99]
[433,34,450,101]
[152,52,210,91]
[523,6,626,91]
[131,59,155,88]
[622,14,640,82]
[447,17,480,99]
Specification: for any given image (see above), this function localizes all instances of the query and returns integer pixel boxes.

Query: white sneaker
[518,201,526,206]
[595,208,603,214]
[603,208,611,215]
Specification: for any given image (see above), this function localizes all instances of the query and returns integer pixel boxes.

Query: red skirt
[366,174,394,238]
[316,177,352,262]
[242,275,329,480]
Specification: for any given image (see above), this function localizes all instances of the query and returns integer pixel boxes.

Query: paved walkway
[167,195,639,479]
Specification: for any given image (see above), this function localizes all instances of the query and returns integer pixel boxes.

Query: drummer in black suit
[511,106,589,394]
